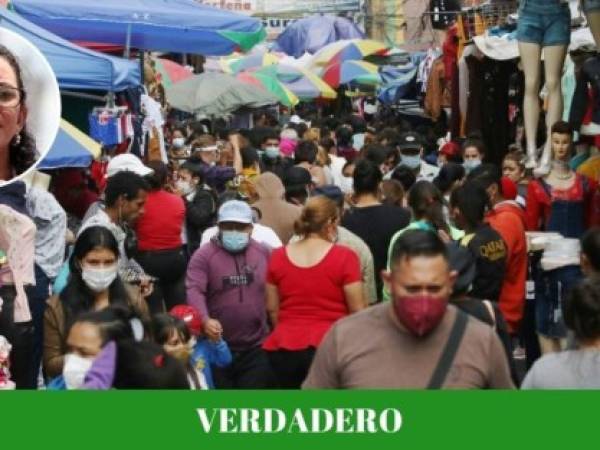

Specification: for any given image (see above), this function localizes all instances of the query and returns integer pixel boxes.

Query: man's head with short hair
[353,159,382,196]
[467,163,504,205]
[581,228,600,277]
[383,230,456,332]
[104,171,149,225]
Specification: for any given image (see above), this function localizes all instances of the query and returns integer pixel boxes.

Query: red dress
[263,244,361,351]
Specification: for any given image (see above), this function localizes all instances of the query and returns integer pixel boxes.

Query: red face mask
[393,295,448,337]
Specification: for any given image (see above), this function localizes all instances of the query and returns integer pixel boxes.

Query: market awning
[10,0,266,55]
[0,6,140,91]
[38,119,101,170]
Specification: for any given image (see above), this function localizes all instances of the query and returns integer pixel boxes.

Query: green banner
[1,391,595,448]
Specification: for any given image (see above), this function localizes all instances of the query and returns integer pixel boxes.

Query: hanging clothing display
[429,0,461,30]
[0,205,35,323]
[570,55,600,133]
[141,94,167,164]
[88,108,124,147]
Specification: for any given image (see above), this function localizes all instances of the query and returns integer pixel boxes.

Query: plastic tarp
[10,0,266,56]
[0,7,139,91]
[274,15,364,58]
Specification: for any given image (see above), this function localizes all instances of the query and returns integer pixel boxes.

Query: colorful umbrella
[154,58,193,88]
[228,51,280,74]
[165,73,278,116]
[322,60,381,88]
[39,119,101,169]
[260,65,336,100]
[311,39,388,67]
[237,70,299,107]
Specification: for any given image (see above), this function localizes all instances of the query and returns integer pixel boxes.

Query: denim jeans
[535,265,582,339]
[517,0,571,47]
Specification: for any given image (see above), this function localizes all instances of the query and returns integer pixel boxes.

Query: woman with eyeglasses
[0,45,36,181]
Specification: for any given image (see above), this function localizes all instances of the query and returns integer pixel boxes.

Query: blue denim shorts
[583,0,600,13]
[517,0,571,47]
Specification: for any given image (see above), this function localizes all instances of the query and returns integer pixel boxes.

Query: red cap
[500,176,517,200]
[169,305,203,336]
[439,141,461,158]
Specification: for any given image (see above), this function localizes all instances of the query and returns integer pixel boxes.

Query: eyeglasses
[0,85,23,108]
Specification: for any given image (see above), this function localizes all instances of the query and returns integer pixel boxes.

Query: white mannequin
[519,43,568,175]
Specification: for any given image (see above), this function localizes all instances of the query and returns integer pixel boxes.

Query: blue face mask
[265,146,280,159]
[401,154,422,170]
[221,230,250,253]
[463,159,482,173]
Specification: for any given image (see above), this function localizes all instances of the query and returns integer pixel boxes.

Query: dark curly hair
[0,45,37,176]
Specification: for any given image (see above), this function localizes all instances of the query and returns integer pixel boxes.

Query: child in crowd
[152,305,231,390]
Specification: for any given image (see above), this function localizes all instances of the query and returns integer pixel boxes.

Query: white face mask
[63,353,94,389]
[172,137,185,149]
[339,176,354,194]
[82,265,118,293]
[176,179,194,195]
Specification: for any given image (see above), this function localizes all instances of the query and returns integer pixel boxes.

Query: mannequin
[517,0,571,175]
[584,2,600,49]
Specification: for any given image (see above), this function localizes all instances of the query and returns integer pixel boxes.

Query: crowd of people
[3,103,600,390]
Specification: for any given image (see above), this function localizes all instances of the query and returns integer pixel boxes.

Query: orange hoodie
[486,201,527,334]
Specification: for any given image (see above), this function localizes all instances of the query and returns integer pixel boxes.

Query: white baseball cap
[106,153,154,178]
[217,200,253,224]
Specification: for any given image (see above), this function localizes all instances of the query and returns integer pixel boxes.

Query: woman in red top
[135,161,186,313]
[264,196,365,388]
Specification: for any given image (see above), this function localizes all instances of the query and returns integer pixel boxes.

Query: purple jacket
[186,237,271,351]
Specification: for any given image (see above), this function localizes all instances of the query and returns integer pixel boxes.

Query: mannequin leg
[586,11,600,49]
[519,42,542,168]
[535,45,568,175]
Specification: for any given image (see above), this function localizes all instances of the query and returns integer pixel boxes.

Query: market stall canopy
[10,0,266,55]
[165,72,278,117]
[0,6,139,91]
[273,15,364,58]
[39,119,101,170]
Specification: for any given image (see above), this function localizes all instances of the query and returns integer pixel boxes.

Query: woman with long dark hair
[0,44,37,181]
[43,226,148,379]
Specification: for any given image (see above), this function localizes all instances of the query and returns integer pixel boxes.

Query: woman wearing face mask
[47,306,134,390]
[43,226,149,380]
[168,127,189,159]
[462,137,485,174]
[264,196,366,388]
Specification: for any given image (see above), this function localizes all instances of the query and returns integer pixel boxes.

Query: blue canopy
[274,15,364,58]
[10,0,266,56]
[0,7,139,91]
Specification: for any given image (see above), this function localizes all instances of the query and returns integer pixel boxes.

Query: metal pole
[124,23,132,59]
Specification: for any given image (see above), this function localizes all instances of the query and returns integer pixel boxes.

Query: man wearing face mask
[186,200,275,388]
[387,131,439,182]
[303,230,514,389]
[260,130,292,181]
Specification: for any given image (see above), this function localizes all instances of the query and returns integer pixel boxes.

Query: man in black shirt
[342,160,411,301]
[259,129,292,181]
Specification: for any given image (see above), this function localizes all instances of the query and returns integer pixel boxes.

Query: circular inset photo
[0,28,61,185]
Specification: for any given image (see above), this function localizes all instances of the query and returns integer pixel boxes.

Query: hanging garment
[429,0,461,30]
[0,205,35,323]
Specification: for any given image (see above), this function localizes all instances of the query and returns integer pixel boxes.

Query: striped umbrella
[154,58,193,88]
[321,60,381,89]
[311,39,388,67]
[237,70,298,107]
[228,51,280,74]
[260,65,336,100]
